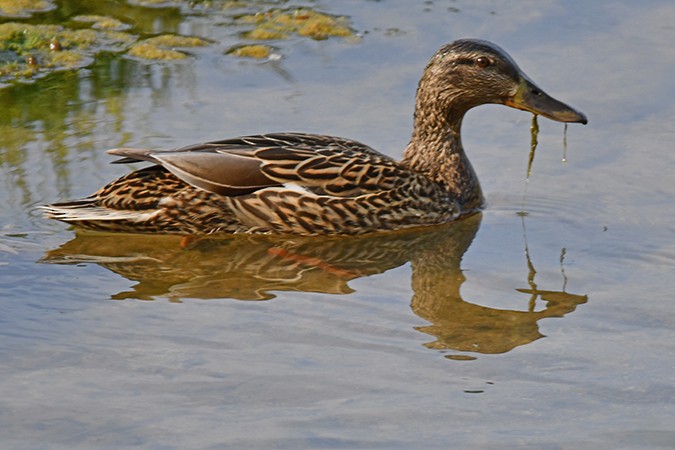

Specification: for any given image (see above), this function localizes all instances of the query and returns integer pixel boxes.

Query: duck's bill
[505,76,588,124]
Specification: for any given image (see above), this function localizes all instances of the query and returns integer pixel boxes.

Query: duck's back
[42,133,465,235]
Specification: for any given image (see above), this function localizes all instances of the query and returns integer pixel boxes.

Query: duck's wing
[108,135,277,196]
[108,132,404,198]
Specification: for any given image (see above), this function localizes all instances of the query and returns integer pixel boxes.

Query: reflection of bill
[413,215,587,356]
[42,214,586,356]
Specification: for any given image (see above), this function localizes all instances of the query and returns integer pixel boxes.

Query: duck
[42,39,587,235]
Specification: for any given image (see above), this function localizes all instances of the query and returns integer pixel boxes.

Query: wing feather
[106,133,406,198]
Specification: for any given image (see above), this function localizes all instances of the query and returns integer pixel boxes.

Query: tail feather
[40,199,156,223]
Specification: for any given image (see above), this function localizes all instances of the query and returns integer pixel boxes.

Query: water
[2,0,675,448]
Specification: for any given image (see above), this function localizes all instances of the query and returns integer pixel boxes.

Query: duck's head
[419,39,587,125]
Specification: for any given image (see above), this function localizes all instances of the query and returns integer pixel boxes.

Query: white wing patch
[281,182,315,196]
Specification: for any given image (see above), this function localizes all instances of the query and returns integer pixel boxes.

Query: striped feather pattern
[42,39,586,235]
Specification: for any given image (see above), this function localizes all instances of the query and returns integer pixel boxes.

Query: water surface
[1,0,674,448]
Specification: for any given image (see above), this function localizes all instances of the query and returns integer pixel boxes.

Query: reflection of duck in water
[42,39,586,235]
[410,226,587,355]
[42,215,587,355]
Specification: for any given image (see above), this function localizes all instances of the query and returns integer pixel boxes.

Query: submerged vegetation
[0,22,116,81]
[72,15,132,31]
[228,7,354,58]
[0,0,356,84]
[526,114,539,180]
[0,0,56,18]
[227,43,273,59]
[128,34,210,60]
[240,8,353,41]
[228,8,354,59]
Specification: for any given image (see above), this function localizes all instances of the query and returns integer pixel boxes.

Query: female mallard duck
[43,39,587,235]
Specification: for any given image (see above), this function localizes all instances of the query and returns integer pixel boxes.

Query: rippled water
[1,0,675,448]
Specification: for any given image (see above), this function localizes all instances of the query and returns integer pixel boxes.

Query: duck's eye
[475,56,491,68]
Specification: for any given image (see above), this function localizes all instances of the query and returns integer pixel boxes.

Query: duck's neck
[401,82,483,208]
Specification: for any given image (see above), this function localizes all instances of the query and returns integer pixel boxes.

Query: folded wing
[107,132,405,199]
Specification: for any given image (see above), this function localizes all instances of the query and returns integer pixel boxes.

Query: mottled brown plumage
[42,39,587,235]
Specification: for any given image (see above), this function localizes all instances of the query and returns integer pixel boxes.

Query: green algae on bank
[127,34,210,60]
[0,0,56,18]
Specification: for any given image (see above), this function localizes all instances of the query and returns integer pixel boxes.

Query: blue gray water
[1,0,674,448]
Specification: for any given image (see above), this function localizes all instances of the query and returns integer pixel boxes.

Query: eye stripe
[453,58,475,66]
[452,56,494,68]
